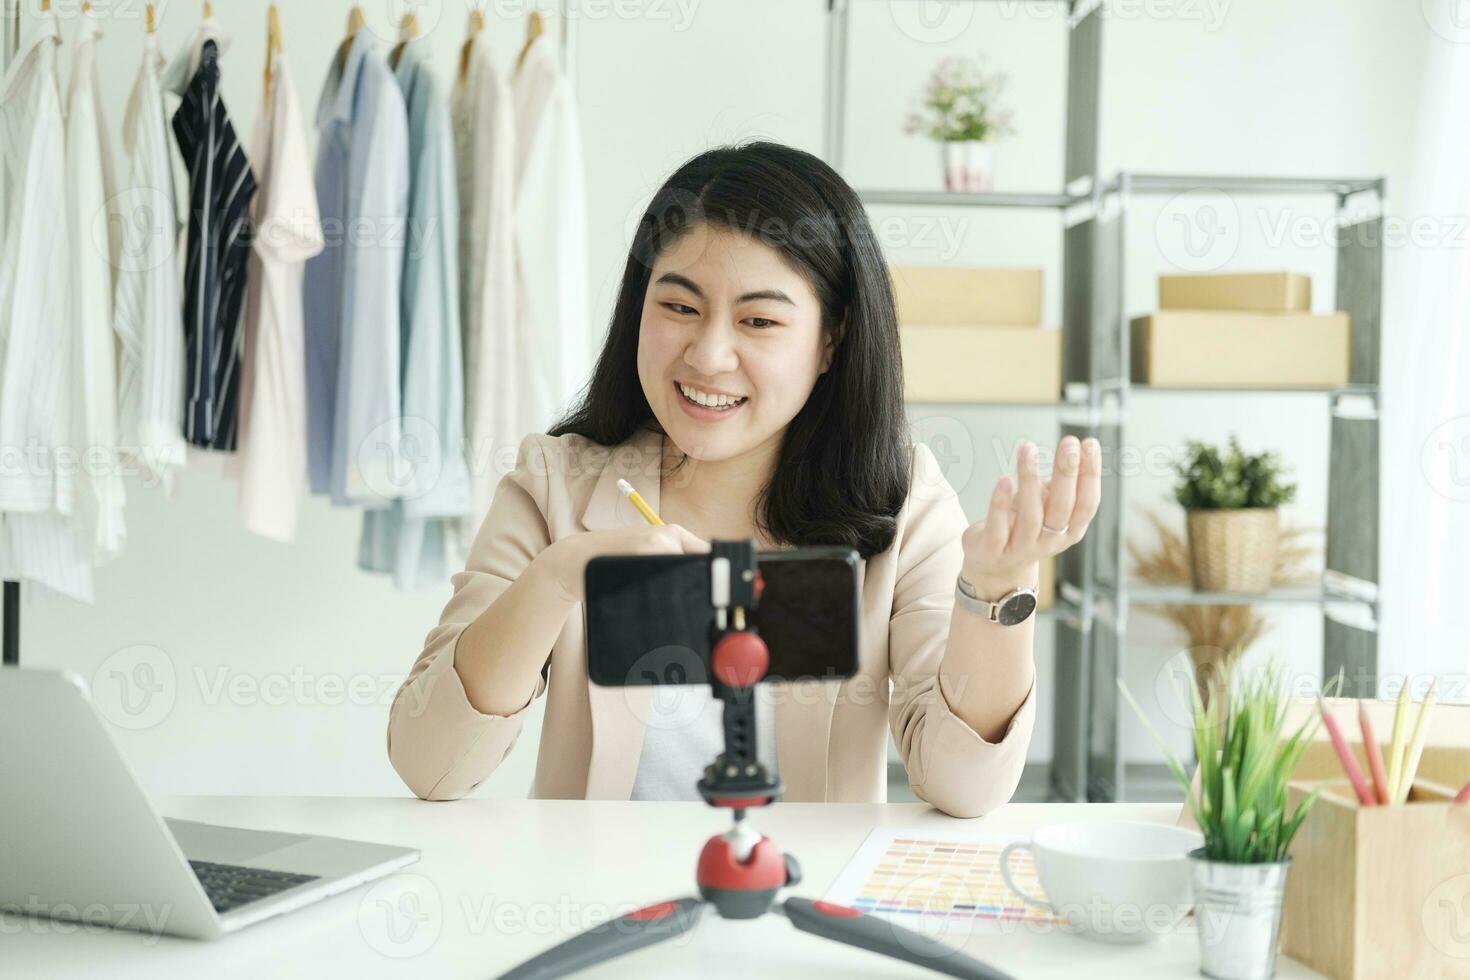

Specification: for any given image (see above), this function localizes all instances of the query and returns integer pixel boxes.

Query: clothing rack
[0,0,577,666]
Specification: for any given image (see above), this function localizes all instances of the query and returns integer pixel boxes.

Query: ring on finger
[1042,521,1068,535]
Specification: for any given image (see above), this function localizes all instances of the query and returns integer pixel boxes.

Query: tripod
[498,540,1013,980]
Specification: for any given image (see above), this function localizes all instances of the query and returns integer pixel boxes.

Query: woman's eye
[663,302,698,316]
[745,317,778,329]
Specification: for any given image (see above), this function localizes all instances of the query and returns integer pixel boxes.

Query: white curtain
[1379,1,1470,695]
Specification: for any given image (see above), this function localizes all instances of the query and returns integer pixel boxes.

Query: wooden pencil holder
[1281,778,1470,980]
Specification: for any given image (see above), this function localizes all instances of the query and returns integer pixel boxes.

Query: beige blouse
[387,428,1037,817]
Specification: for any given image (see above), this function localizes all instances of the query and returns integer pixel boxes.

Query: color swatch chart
[823,828,1069,932]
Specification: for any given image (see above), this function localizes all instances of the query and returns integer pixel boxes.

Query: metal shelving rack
[824,0,1383,802]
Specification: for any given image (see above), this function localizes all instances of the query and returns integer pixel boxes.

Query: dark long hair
[550,141,909,558]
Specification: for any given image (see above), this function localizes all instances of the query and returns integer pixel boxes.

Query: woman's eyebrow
[653,274,795,307]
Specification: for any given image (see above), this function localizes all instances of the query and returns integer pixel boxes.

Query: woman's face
[637,223,832,464]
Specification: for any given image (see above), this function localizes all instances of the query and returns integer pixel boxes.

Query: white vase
[941,140,996,192]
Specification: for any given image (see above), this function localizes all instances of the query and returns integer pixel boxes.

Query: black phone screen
[584,548,860,686]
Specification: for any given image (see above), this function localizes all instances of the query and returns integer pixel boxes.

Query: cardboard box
[901,325,1061,403]
[1281,777,1470,980]
[891,266,1043,326]
[1130,311,1350,388]
[1159,272,1311,312]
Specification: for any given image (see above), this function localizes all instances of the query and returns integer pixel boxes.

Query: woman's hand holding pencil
[537,483,708,603]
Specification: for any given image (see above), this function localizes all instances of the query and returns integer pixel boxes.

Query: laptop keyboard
[189,860,321,914]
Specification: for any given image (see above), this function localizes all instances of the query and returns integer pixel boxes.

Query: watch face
[998,591,1038,626]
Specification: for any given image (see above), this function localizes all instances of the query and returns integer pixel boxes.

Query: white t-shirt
[630,684,779,801]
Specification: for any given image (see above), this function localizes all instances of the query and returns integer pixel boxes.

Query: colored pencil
[1359,703,1390,805]
[1396,679,1437,805]
[1385,683,1411,804]
[616,479,664,526]
[1318,700,1374,806]
[1455,779,1470,805]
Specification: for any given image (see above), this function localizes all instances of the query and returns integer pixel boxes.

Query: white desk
[7,797,1324,978]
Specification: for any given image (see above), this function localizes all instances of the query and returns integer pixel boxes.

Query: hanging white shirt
[64,17,126,563]
[511,33,591,433]
[0,15,92,602]
[228,56,324,541]
[453,34,522,551]
[115,31,186,495]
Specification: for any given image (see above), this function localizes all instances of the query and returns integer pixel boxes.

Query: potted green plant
[1121,662,1324,980]
[1172,436,1297,593]
[903,55,1015,192]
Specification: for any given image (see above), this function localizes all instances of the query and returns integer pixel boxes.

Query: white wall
[10,0,1430,798]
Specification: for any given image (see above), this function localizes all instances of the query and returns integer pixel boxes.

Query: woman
[388,141,1101,818]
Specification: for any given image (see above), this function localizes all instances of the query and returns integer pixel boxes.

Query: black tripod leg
[496,897,705,980]
[780,897,1016,980]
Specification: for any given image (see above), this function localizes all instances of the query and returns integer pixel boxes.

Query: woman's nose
[683,320,740,377]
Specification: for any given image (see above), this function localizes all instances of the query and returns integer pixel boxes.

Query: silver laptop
[0,668,420,939]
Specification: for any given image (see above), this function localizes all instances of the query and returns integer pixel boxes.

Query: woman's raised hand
[959,435,1103,599]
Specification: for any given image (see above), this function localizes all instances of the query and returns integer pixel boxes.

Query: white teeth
[679,383,745,409]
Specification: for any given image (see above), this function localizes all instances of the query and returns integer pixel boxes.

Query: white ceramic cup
[999,820,1203,944]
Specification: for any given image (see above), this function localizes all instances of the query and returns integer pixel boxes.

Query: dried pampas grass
[1128,507,1320,704]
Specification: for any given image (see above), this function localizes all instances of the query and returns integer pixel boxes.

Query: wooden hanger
[39,0,49,11]
[146,2,155,33]
[458,6,486,82]
[263,4,282,100]
[202,1,212,17]
[335,5,365,76]
[389,12,418,69]
[516,11,544,72]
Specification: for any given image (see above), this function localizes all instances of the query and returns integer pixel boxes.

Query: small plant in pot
[1173,437,1297,594]
[903,55,1015,192]
[1121,662,1327,980]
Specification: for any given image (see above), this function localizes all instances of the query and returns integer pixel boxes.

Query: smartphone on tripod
[583,546,861,687]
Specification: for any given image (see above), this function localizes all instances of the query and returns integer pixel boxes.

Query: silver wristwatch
[955,573,1039,626]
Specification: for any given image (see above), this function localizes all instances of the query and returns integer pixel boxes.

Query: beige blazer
[387,428,1036,817]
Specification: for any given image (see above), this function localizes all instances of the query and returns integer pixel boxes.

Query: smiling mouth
[675,381,748,413]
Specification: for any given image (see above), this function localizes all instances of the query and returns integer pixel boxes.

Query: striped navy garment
[172,39,256,451]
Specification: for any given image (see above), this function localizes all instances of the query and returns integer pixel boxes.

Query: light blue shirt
[358,40,472,590]
[303,28,409,507]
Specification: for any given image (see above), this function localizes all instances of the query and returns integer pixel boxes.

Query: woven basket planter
[1185,507,1279,593]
